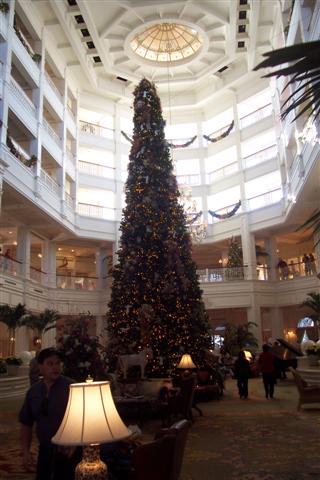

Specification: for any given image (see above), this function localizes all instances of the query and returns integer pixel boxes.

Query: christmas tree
[226,237,244,280]
[106,78,211,376]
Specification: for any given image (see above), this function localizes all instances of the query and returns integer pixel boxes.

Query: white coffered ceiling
[30,0,277,104]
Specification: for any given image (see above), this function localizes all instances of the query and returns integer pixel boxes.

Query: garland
[167,136,197,149]
[121,131,197,149]
[121,130,133,143]
[186,211,203,225]
[208,200,241,219]
[203,120,234,143]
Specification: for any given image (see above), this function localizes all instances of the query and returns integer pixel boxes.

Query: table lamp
[52,378,131,480]
[177,353,197,370]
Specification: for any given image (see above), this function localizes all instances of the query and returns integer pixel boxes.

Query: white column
[16,227,31,279]
[42,240,56,288]
[269,307,284,340]
[96,315,106,344]
[15,326,29,355]
[240,216,256,280]
[264,237,278,280]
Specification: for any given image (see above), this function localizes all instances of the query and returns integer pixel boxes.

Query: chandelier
[179,185,207,243]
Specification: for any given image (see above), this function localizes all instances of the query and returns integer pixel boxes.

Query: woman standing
[258,344,277,399]
[234,351,251,399]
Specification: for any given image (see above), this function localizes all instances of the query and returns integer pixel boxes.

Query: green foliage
[0,3,9,13]
[296,210,320,248]
[57,314,107,381]
[254,41,320,122]
[106,78,211,375]
[222,322,258,356]
[300,292,320,324]
[0,303,27,330]
[20,309,60,336]
[5,356,22,366]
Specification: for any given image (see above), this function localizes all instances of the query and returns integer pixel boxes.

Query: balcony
[206,161,238,183]
[40,168,60,196]
[77,202,115,220]
[0,254,22,277]
[197,266,247,282]
[246,188,282,211]
[176,173,201,186]
[242,144,278,169]
[56,274,98,290]
[79,120,114,140]
[239,104,273,129]
[78,160,115,179]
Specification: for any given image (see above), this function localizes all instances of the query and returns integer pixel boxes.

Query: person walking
[19,347,81,480]
[258,344,277,399]
[234,351,251,399]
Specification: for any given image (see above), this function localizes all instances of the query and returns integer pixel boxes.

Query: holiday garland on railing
[121,130,197,149]
[208,200,241,219]
[203,120,234,143]
[186,211,203,225]
[167,136,197,148]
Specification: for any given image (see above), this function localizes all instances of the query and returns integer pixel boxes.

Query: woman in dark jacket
[234,351,251,399]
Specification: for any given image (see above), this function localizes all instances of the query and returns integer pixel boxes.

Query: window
[165,123,198,144]
[238,88,273,128]
[297,317,314,328]
[176,159,200,175]
[245,171,282,210]
[78,148,114,167]
[241,130,277,168]
[78,188,115,219]
[205,146,238,172]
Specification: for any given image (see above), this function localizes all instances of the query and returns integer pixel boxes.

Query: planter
[307,355,319,367]
[6,365,19,376]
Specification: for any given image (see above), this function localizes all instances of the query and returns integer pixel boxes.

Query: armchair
[289,367,320,410]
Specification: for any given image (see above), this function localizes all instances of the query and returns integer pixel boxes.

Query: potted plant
[5,355,23,376]
[0,303,27,355]
[20,308,60,346]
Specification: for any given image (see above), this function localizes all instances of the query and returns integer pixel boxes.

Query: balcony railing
[0,254,22,276]
[14,24,36,59]
[44,72,63,100]
[78,160,115,179]
[206,161,238,183]
[77,202,115,220]
[242,144,278,169]
[79,120,114,140]
[6,136,32,167]
[239,103,273,129]
[56,274,98,290]
[30,266,45,283]
[40,168,60,196]
[246,188,282,211]
[176,173,201,186]
[65,192,74,209]
[197,266,247,282]
[10,77,36,116]
[43,118,61,146]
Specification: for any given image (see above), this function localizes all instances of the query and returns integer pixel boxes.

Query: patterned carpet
[1,376,320,480]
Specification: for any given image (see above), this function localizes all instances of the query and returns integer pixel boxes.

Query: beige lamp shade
[52,380,131,446]
[177,353,196,369]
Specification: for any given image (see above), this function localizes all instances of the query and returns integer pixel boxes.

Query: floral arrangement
[57,314,108,381]
[306,344,320,357]
[5,355,23,365]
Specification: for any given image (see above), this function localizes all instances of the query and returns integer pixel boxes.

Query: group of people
[234,344,280,400]
[302,253,317,276]
[277,253,317,279]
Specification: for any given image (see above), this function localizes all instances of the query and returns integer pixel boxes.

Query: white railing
[14,26,35,58]
[240,103,273,129]
[56,275,98,290]
[176,174,201,186]
[65,192,74,209]
[67,104,75,118]
[79,120,114,140]
[7,137,30,163]
[197,266,247,282]
[10,77,36,115]
[66,149,76,165]
[206,161,238,183]
[77,202,115,220]
[78,160,115,179]
[242,144,278,169]
[0,254,23,277]
[30,266,44,283]
[43,118,61,146]
[246,188,282,211]
[40,168,60,196]
[44,72,63,100]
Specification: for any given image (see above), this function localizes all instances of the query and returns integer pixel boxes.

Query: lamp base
[75,445,107,480]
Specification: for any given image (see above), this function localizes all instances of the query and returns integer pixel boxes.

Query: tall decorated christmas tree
[106,79,211,376]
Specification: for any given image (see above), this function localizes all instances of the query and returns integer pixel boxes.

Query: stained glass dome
[130,23,202,63]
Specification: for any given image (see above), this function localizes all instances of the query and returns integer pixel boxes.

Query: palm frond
[254,41,320,122]
[296,210,320,247]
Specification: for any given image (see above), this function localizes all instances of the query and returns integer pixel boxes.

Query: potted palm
[20,308,60,347]
[5,355,23,376]
[0,303,27,355]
